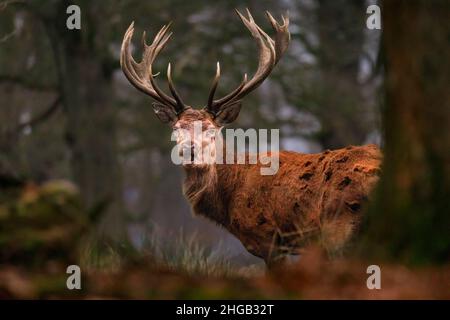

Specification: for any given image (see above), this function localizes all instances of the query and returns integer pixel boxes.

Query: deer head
[120,9,290,165]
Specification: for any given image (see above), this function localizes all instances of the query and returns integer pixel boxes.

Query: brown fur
[183,144,382,264]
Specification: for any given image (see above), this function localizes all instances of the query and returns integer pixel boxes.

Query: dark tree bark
[360,0,450,264]
[42,1,125,239]
[316,0,369,149]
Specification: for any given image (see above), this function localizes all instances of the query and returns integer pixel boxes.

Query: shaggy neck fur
[182,164,231,226]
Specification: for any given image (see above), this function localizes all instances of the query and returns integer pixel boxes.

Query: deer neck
[182,163,235,227]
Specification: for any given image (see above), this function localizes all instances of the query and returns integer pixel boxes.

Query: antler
[205,9,290,116]
[120,22,188,114]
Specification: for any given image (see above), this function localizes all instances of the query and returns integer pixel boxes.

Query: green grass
[79,237,128,272]
[80,228,264,278]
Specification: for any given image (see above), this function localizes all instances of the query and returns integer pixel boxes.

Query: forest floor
[1,180,449,299]
[1,246,449,299]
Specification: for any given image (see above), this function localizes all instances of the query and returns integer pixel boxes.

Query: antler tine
[205,9,274,111]
[210,73,248,112]
[207,62,221,110]
[120,22,189,114]
[121,22,173,105]
[207,70,248,114]
[152,22,173,56]
[233,8,276,99]
[143,25,180,107]
[265,11,290,64]
[167,63,186,109]
[205,9,289,115]
[121,23,152,97]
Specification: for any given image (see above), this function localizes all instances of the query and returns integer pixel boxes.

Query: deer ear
[152,103,178,125]
[214,101,242,126]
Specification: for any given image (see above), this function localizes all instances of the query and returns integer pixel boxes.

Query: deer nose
[180,142,197,160]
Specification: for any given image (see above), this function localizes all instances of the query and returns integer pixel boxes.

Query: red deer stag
[120,10,382,266]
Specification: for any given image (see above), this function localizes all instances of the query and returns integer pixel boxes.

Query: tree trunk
[316,0,368,149]
[360,0,450,264]
[44,2,125,240]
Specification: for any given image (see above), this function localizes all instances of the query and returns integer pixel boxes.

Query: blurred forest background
[1,0,449,298]
[0,0,383,266]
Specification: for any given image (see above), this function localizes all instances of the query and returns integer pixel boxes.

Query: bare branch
[16,95,61,132]
[0,29,17,44]
[0,0,26,11]
[0,74,57,92]
[0,0,27,43]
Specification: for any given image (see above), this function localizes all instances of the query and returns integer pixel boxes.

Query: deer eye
[173,128,181,138]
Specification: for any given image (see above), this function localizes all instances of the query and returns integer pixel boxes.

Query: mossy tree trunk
[360,0,450,264]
